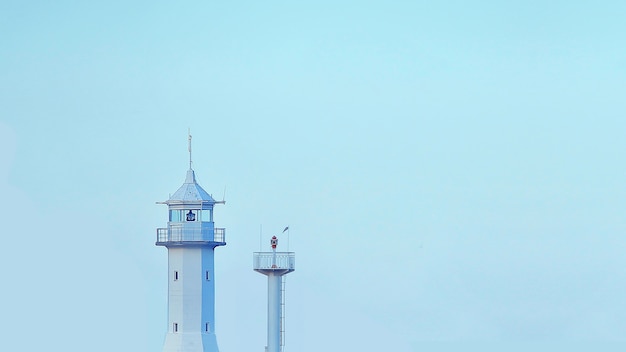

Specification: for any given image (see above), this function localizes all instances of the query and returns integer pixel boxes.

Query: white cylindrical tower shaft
[267,272,282,352]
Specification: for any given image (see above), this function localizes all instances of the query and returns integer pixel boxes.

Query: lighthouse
[254,235,295,352]
[156,135,226,352]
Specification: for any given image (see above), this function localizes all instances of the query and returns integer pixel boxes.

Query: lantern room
[156,169,225,245]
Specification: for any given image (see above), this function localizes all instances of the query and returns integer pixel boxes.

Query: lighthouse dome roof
[167,169,216,204]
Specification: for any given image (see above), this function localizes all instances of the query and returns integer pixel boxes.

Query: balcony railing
[253,252,295,271]
[156,226,226,243]
[214,228,225,242]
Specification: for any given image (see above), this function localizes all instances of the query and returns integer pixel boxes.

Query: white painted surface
[162,245,219,352]
[255,250,295,352]
[267,273,282,352]
[157,168,225,352]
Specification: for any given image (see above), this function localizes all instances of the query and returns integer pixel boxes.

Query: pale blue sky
[1,1,626,351]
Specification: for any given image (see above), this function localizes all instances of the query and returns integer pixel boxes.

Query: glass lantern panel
[201,210,212,222]
[170,210,183,222]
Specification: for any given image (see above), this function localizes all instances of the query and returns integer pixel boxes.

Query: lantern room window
[201,210,213,222]
[169,209,212,222]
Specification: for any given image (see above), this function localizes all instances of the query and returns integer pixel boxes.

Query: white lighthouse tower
[156,135,225,352]
[254,235,295,352]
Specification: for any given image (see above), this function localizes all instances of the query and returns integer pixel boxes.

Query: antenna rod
[188,128,192,170]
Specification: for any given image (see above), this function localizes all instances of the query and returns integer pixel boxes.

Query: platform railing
[214,227,225,242]
[156,226,226,243]
[253,252,295,270]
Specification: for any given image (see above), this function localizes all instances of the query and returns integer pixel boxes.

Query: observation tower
[254,235,295,352]
[156,135,226,352]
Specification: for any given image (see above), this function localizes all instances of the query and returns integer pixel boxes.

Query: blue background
[1,1,625,351]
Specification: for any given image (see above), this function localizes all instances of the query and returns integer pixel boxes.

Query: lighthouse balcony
[253,252,295,271]
[156,225,226,245]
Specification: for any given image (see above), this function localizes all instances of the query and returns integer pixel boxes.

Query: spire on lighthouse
[188,128,193,170]
[162,132,215,204]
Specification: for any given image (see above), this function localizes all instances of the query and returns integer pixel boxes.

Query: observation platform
[156,226,226,246]
[253,252,295,273]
